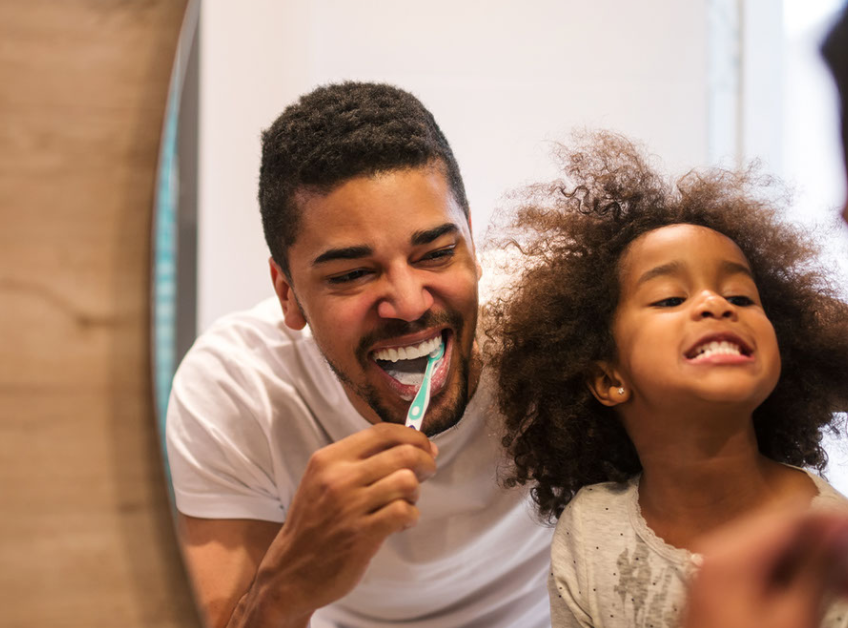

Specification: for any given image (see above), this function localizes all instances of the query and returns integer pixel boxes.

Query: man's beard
[322,310,474,436]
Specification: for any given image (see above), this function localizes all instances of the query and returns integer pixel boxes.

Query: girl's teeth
[693,340,742,359]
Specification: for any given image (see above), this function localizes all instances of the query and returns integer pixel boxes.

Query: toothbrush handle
[405,357,436,430]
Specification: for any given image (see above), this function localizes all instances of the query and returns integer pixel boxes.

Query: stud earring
[618,387,625,395]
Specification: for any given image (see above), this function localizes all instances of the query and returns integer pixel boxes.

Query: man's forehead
[288,167,471,264]
[306,170,463,217]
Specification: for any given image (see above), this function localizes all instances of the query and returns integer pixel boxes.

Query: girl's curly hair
[484,132,848,521]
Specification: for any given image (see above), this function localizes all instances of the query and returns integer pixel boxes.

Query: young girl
[485,133,848,627]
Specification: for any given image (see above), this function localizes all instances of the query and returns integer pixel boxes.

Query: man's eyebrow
[411,223,458,246]
[313,245,373,266]
[311,224,459,266]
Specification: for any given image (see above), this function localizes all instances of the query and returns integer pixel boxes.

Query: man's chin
[361,376,470,435]
[419,405,466,436]
[325,351,471,435]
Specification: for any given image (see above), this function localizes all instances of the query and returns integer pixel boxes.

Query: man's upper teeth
[693,340,742,358]
[373,336,442,362]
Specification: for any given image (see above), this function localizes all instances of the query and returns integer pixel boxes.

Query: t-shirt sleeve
[165,341,287,523]
[548,498,594,628]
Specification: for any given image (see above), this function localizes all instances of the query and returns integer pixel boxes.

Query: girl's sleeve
[548,497,595,627]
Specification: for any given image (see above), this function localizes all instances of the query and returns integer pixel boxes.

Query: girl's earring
[618,387,625,395]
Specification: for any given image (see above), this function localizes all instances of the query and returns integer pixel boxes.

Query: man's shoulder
[171,296,332,410]
[180,297,320,378]
[196,297,308,353]
[167,296,352,455]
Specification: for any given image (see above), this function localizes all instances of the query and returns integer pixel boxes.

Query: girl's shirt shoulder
[550,471,848,628]
[557,467,848,555]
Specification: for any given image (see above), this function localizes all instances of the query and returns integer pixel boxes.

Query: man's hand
[683,507,848,628]
[182,422,438,628]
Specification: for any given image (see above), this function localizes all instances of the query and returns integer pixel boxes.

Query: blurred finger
[362,468,421,513]
[356,443,437,486]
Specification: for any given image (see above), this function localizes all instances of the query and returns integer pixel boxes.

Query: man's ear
[269,258,307,330]
[586,362,631,407]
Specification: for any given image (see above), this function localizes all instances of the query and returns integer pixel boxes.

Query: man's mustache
[356,311,464,360]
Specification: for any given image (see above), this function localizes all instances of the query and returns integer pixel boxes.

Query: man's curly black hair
[259,82,469,276]
[484,132,848,521]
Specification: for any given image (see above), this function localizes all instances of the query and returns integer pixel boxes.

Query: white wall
[197,0,710,331]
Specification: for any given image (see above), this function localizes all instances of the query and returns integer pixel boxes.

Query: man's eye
[328,269,369,284]
[727,295,755,306]
[420,247,455,263]
[652,297,685,307]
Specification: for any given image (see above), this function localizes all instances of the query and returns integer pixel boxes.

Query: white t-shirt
[166,297,553,628]
[549,469,848,628]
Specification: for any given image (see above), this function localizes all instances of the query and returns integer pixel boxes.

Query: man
[166,82,553,628]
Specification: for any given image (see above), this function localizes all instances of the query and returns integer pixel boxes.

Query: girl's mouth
[684,334,753,363]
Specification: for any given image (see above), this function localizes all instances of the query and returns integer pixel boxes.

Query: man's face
[271,165,481,435]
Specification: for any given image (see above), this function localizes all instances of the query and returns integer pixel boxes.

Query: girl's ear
[587,362,631,407]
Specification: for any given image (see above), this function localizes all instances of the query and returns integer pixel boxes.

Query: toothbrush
[405,341,445,431]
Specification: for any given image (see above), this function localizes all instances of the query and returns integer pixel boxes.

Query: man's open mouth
[371,332,448,389]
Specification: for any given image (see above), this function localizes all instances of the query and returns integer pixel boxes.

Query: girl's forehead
[618,224,751,282]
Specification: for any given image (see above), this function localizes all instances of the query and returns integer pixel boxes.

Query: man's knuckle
[309,448,330,470]
[373,423,394,437]
[395,444,420,467]
[395,469,419,493]
[395,501,419,525]
[316,469,346,497]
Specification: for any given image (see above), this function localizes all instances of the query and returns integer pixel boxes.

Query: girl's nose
[694,291,736,320]
[376,269,434,321]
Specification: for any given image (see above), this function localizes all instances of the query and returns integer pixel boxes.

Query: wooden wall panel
[0,2,203,626]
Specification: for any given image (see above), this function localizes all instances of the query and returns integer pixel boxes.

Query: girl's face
[605,224,781,414]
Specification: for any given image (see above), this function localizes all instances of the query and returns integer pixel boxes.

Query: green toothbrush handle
[405,345,444,430]
[405,358,435,430]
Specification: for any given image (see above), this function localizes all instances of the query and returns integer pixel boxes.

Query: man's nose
[376,268,434,321]
[693,291,736,320]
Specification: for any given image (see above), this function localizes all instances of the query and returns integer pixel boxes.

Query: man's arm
[179,516,282,628]
[177,422,438,628]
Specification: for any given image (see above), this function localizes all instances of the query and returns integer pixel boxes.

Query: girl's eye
[328,269,370,285]
[652,297,685,307]
[727,295,755,306]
